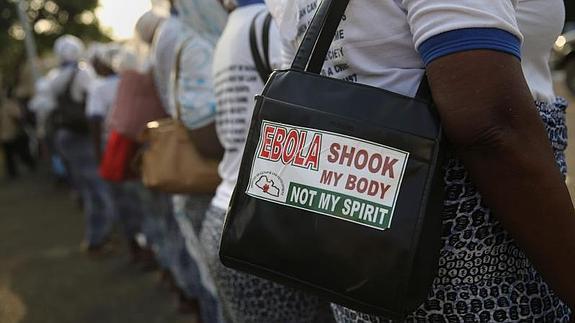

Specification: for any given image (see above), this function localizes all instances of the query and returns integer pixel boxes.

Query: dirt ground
[0,171,193,323]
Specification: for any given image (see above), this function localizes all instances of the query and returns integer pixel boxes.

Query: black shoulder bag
[220,0,446,319]
[52,67,89,134]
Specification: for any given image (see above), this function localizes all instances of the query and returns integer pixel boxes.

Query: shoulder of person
[45,67,60,80]
[77,62,96,77]
[74,62,97,89]
[178,32,214,67]
[152,17,178,52]
[178,28,205,48]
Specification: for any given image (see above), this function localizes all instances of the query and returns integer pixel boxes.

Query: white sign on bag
[246,120,409,231]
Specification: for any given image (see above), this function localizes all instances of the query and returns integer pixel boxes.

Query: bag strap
[250,12,273,82]
[61,65,79,101]
[291,0,349,73]
[172,36,195,121]
[261,13,273,71]
[291,0,432,102]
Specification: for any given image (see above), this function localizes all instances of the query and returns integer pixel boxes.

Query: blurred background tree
[0,0,110,95]
[0,0,573,97]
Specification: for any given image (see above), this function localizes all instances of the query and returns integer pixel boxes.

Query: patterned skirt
[173,194,225,323]
[200,205,334,323]
[332,99,572,322]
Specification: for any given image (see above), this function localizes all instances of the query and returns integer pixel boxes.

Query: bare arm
[427,50,575,310]
[189,124,224,160]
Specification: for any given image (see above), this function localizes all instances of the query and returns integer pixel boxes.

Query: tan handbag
[141,38,221,194]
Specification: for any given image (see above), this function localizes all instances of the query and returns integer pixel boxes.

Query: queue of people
[16,0,575,322]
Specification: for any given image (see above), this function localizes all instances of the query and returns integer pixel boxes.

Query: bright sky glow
[95,0,153,40]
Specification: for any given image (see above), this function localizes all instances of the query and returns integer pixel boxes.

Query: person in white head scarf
[147,3,211,316]
[40,35,95,114]
[45,35,117,255]
[153,0,228,321]
[30,35,93,140]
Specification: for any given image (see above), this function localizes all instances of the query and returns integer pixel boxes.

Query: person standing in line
[163,0,228,320]
[47,35,116,255]
[86,44,154,264]
[135,7,210,312]
[198,0,333,322]
[86,44,120,162]
[269,0,574,321]
[0,88,36,180]
[147,0,187,289]
[138,7,219,316]
[137,7,206,313]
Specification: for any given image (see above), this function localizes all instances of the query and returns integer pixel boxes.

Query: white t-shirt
[211,4,282,210]
[269,0,564,104]
[86,76,120,119]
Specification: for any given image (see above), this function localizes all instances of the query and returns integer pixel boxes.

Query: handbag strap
[250,12,274,82]
[172,36,195,121]
[291,0,349,74]
[262,13,273,71]
[58,65,79,102]
[291,0,432,102]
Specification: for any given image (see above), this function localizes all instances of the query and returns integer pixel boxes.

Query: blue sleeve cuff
[237,0,265,7]
[418,28,521,65]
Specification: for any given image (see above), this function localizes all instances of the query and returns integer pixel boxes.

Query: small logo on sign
[255,175,280,197]
[250,171,285,200]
